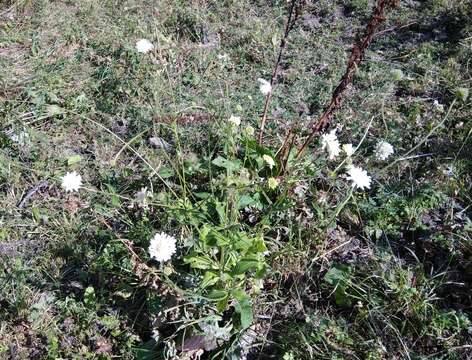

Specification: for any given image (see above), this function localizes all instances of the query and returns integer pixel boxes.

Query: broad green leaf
[232,258,261,275]
[194,192,211,199]
[201,271,219,288]
[158,166,174,179]
[216,295,229,312]
[253,237,268,253]
[237,194,255,210]
[232,290,253,329]
[212,156,241,172]
[324,265,351,286]
[67,154,82,165]
[183,255,218,270]
[207,289,228,301]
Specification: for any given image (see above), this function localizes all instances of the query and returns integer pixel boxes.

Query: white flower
[243,125,255,137]
[9,131,30,146]
[61,171,83,192]
[200,321,231,341]
[321,129,341,160]
[217,53,229,62]
[293,183,308,200]
[149,232,177,262]
[136,39,154,53]
[262,154,275,169]
[433,100,444,113]
[346,165,371,190]
[342,143,355,157]
[228,115,241,127]
[135,187,152,207]
[267,177,279,189]
[375,141,394,161]
[257,78,272,95]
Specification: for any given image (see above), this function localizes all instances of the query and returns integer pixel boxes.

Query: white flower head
[243,125,255,137]
[136,39,154,54]
[217,53,229,62]
[228,115,241,127]
[293,183,308,200]
[346,165,371,190]
[257,78,272,95]
[321,129,341,160]
[149,232,177,262]
[61,171,83,192]
[433,100,444,113]
[262,154,275,169]
[9,131,30,146]
[375,141,394,161]
[342,143,355,157]
[267,177,279,189]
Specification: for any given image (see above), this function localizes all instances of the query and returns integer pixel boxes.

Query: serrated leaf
[212,156,241,172]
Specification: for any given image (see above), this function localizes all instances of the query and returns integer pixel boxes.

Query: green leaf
[324,265,350,285]
[111,194,120,207]
[237,195,255,210]
[232,290,253,329]
[216,296,229,312]
[84,286,96,306]
[67,154,82,166]
[158,166,174,179]
[31,207,41,223]
[183,255,218,270]
[214,200,226,225]
[324,265,352,307]
[212,156,241,172]
[232,258,262,275]
[207,289,228,301]
[201,271,219,288]
[253,237,268,253]
[194,192,211,199]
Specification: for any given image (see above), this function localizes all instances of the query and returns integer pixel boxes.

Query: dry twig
[296,0,399,159]
[258,0,304,144]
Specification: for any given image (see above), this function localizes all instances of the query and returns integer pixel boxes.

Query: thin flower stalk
[258,0,303,144]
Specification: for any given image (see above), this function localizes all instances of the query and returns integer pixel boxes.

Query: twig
[296,0,399,159]
[18,180,49,209]
[258,0,302,144]
[374,20,417,37]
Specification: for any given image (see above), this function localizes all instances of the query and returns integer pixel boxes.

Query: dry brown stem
[296,0,399,159]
